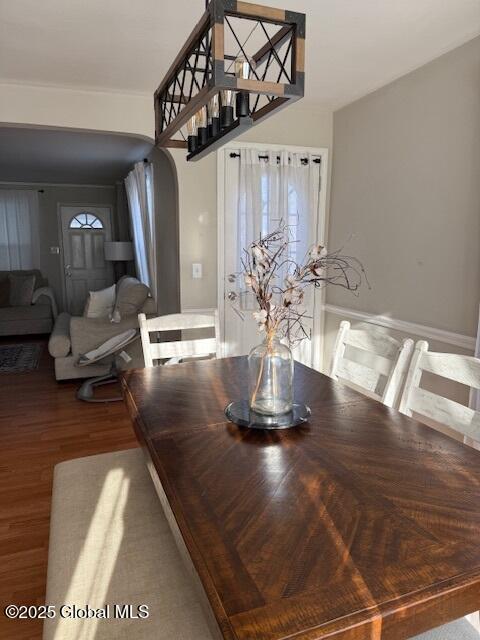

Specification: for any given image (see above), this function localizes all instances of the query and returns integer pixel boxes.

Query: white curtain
[124,162,156,298]
[0,189,40,270]
[230,148,321,362]
[237,149,320,273]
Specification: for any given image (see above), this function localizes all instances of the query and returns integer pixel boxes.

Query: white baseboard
[324,304,475,351]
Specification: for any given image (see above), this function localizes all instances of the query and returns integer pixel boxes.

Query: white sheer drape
[237,149,320,273]
[0,189,40,270]
[124,162,156,298]
[231,148,321,362]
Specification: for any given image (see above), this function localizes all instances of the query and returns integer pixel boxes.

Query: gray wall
[0,183,117,312]
[327,36,480,336]
[323,36,480,409]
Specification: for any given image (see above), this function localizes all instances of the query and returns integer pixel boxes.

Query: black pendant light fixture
[154,0,305,161]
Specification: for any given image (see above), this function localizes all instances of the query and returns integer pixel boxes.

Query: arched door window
[69,212,104,229]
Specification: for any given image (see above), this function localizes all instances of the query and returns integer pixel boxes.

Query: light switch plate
[50,246,60,254]
[192,263,202,279]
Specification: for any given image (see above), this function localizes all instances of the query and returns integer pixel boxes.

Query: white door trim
[57,202,113,311]
[217,141,329,369]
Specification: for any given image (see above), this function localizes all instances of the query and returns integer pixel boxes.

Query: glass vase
[248,334,294,416]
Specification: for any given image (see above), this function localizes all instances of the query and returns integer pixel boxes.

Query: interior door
[60,206,114,315]
[218,146,327,369]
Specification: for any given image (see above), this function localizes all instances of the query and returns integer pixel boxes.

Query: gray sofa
[48,277,156,380]
[0,269,56,336]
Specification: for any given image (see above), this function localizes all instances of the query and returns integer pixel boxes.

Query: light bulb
[196,106,207,129]
[186,114,197,137]
[220,89,235,128]
[234,56,256,80]
[186,114,198,154]
[234,56,256,118]
[220,89,235,108]
[207,94,220,137]
[197,106,208,145]
[208,94,220,119]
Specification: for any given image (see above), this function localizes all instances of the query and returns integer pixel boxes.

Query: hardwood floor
[0,337,137,640]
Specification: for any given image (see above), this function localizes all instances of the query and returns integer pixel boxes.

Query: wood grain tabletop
[121,356,480,640]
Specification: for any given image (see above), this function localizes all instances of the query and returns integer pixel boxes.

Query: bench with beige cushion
[43,448,215,640]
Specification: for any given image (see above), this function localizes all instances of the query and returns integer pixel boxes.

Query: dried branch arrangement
[227,224,368,346]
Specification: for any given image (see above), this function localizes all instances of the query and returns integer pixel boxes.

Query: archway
[0,124,180,314]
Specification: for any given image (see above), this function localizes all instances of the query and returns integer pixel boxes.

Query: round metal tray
[225,399,311,430]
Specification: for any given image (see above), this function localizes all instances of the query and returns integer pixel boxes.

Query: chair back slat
[144,313,216,332]
[399,340,480,444]
[139,311,219,368]
[345,329,400,360]
[419,352,480,389]
[337,359,385,398]
[148,338,217,361]
[409,387,480,441]
[342,346,393,377]
[330,320,414,408]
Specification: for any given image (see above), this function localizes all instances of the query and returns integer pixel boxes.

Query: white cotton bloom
[313,265,326,277]
[253,309,267,323]
[253,309,268,331]
[252,244,271,268]
[252,245,265,261]
[310,244,327,260]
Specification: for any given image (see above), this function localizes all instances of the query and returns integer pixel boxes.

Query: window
[0,189,40,270]
[259,174,301,263]
[69,212,103,229]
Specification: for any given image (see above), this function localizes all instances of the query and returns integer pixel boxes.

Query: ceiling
[0,0,479,109]
[0,127,152,184]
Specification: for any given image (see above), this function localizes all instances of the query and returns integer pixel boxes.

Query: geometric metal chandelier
[154,0,306,161]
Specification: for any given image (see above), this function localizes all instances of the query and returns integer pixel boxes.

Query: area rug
[0,343,43,373]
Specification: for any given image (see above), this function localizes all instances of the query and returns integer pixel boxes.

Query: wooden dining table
[121,356,480,640]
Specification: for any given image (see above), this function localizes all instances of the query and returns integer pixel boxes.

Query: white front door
[217,144,328,370]
[60,205,114,315]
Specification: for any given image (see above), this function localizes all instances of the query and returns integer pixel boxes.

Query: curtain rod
[229,152,321,165]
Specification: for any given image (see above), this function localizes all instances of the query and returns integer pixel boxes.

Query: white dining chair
[329,320,414,408]
[399,341,480,639]
[399,340,480,446]
[138,311,219,368]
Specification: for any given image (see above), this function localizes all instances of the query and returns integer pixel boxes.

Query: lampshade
[104,241,134,261]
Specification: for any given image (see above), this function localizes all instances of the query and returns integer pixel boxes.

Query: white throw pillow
[83,284,116,319]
